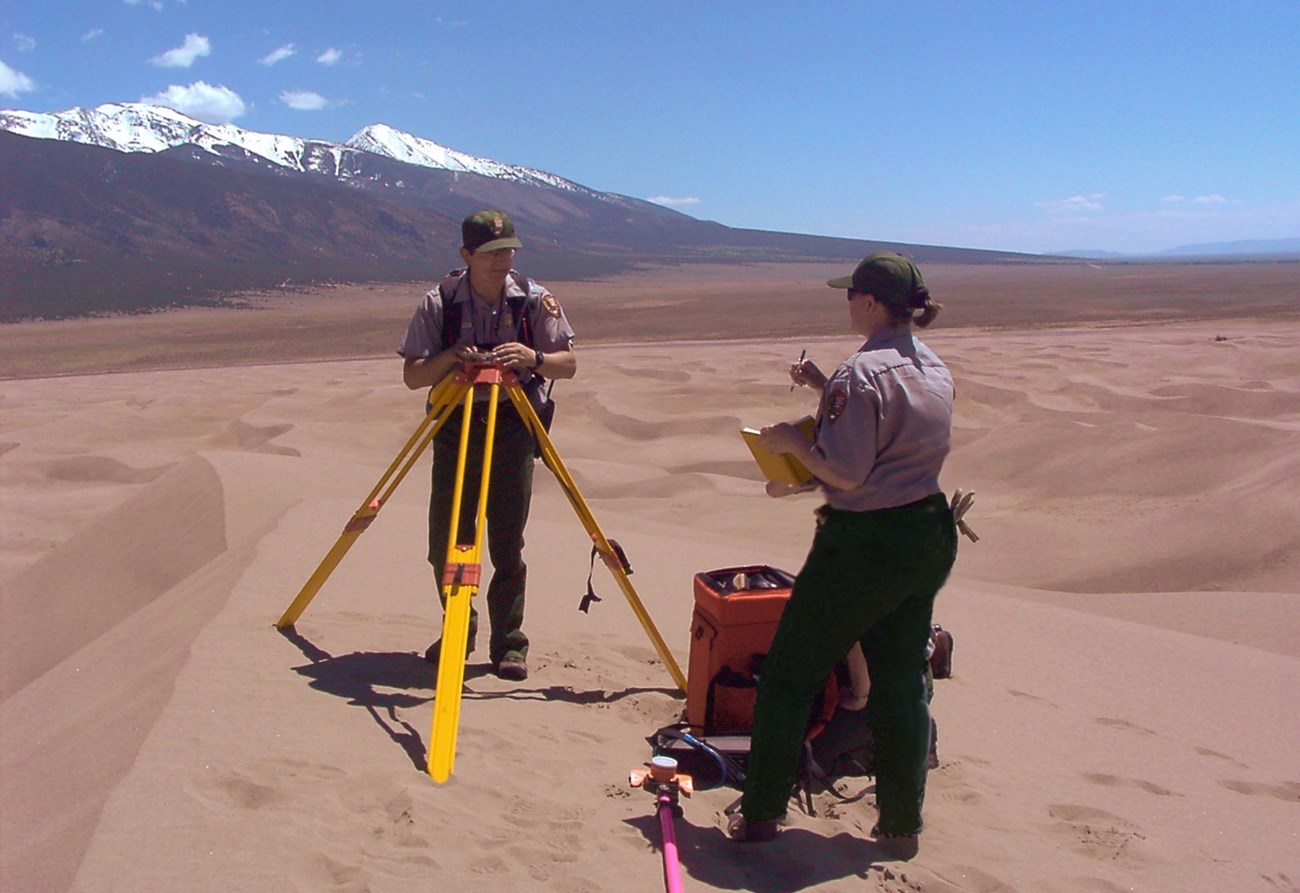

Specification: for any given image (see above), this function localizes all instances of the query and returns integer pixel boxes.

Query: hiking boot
[423,634,475,664]
[727,814,781,843]
[495,653,528,681]
[872,825,920,860]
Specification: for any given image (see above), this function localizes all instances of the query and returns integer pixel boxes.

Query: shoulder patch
[826,380,850,422]
[542,293,562,318]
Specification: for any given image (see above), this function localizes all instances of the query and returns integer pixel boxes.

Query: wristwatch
[533,349,545,369]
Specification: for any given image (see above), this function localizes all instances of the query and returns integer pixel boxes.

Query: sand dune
[1,312,1297,892]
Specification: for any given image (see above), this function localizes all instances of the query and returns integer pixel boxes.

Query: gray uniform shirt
[397,271,576,401]
[812,326,954,512]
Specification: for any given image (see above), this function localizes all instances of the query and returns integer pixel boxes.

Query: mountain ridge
[1,102,1052,322]
[0,102,623,198]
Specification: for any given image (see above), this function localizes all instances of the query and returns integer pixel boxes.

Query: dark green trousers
[428,401,535,664]
[741,492,957,835]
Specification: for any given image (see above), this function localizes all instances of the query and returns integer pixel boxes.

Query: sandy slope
[1,317,1297,893]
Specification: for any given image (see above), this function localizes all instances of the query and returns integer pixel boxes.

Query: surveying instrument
[275,357,687,782]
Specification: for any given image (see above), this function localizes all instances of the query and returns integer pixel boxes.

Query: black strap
[438,270,536,353]
[797,740,870,816]
[579,540,632,613]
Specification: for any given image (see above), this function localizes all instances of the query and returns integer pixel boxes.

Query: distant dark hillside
[0,130,1041,321]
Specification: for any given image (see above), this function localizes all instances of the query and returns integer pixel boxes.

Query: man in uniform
[398,210,577,681]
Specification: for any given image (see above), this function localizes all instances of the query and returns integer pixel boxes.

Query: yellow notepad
[741,416,816,485]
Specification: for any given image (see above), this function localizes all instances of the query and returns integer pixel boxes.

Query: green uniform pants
[741,492,957,835]
[428,401,535,665]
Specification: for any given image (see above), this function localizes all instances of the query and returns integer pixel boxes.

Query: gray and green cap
[462,209,523,253]
[828,252,928,308]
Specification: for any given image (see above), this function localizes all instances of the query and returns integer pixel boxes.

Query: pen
[790,349,806,391]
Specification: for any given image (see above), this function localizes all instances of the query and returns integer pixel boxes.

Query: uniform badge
[542,293,562,318]
[826,380,849,422]
[489,215,504,236]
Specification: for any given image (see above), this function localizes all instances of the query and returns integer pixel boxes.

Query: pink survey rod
[631,755,692,892]
[657,790,684,893]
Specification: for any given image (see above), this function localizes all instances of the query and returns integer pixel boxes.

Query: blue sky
[2,1,1298,255]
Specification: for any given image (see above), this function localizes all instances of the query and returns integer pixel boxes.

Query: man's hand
[487,341,537,372]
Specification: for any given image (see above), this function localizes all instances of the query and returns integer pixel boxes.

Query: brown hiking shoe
[872,825,920,860]
[495,653,528,681]
[727,815,779,843]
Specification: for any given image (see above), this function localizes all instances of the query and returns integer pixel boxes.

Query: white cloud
[260,44,295,66]
[124,0,165,9]
[150,33,210,68]
[648,195,702,207]
[281,90,327,110]
[83,29,105,43]
[1040,193,1104,214]
[141,81,246,123]
[1162,193,1238,207]
[0,59,36,97]
[316,47,342,65]
[13,33,36,52]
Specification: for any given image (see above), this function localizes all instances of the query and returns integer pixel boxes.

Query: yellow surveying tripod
[275,360,687,782]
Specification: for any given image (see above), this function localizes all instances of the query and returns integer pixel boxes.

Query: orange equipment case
[686,565,799,734]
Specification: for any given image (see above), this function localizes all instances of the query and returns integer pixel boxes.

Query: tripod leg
[505,385,687,693]
[275,376,469,628]
[429,382,502,781]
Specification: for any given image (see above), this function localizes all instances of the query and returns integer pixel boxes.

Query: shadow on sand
[622,810,915,892]
[277,625,678,771]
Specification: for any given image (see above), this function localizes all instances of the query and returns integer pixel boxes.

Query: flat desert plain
[1,261,1297,893]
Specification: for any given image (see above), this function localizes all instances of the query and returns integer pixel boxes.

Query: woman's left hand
[758,422,806,455]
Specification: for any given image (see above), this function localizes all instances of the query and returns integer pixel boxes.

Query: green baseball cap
[461,209,523,252]
[828,252,926,307]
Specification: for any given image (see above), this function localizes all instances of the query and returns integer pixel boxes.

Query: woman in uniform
[733,252,958,860]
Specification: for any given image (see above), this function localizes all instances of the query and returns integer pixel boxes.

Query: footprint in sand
[1046,804,1146,865]
[1219,779,1300,802]
[1081,772,1182,797]
[939,783,985,806]
[188,770,286,810]
[863,863,927,891]
[468,854,509,875]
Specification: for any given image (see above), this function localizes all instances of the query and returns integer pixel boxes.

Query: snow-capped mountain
[0,102,596,196]
[346,123,584,192]
[1,101,1025,321]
